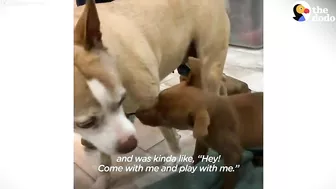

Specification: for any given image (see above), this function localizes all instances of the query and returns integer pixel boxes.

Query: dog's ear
[135,108,163,126]
[192,109,210,138]
[185,57,203,89]
[74,0,103,50]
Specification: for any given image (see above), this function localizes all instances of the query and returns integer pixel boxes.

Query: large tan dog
[74,0,230,188]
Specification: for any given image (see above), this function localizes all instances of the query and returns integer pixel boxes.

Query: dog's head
[136,57,207,130]
[223,75,251,95]
[74,0,137,155]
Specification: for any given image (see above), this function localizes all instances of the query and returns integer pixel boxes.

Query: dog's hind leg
[195,11,230,95]
[198,42,229,95]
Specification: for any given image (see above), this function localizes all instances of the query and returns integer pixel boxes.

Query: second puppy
[136,57,263,189]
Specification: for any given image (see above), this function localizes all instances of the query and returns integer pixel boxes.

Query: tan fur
[135,58,263,189]
[74,0,230,188]
[74,0,230,114]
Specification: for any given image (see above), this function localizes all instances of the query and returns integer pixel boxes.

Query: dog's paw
[192,130,208,139]
[89,174,111,189]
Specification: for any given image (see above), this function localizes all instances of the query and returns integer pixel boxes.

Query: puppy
[74,0,230,188]
[220,74,251,95]
[179,60,251,95]
[136,57,263,189]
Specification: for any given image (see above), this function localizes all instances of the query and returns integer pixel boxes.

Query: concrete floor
[74,46,263,189]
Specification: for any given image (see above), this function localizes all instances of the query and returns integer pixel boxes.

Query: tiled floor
[74,46,263,189]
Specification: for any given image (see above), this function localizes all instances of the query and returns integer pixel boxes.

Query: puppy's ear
[192,109,210,138]
[185,57,203,89]
[135,108,163,126]
[74,0,104,50]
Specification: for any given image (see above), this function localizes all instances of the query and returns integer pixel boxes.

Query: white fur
[75,79,136,155]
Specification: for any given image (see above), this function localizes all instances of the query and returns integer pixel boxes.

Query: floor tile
[111,183,139,189]
[159,83,171,91]
[177,130,193,138]
[74,163,94,189]
[74,134,152,179]
[240,72,263,92]
[162,76,180,87]
[134,119,165,151]
[225,47,263,92]
[161,71,179,83]
[134,135,196,188]
[134,169,174,188]
[147,135,195,157]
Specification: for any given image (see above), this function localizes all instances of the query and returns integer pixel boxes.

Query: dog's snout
[116,135,138,154]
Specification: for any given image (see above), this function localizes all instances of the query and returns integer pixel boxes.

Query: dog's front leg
[219,135,243,189]
[90,153,112,189]
[192,139,208,165]
[158,127,181,154]
[221,153,241,189]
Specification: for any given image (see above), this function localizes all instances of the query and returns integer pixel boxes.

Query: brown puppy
[179,58,251,95]
[180,71,251,96]
[136,57,263,189]
[220,74,251,95]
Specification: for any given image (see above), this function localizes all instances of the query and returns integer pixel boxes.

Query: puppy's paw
[90,174,111,189]
[192,155,201,166]
[192,129,208,139]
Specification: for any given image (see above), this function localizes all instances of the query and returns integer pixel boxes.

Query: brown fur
[135,57,263,189]
[180,57,251,95]
[220,74,251,95]
[180,58,251,96]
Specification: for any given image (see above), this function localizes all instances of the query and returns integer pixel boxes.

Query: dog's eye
[76,116,98,129]
[110,93,127,111]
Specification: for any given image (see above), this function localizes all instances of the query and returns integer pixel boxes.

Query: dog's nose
[116,135,138,154]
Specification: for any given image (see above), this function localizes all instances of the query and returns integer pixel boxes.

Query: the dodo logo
[293,1,335,22]
[293,1,311,22]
